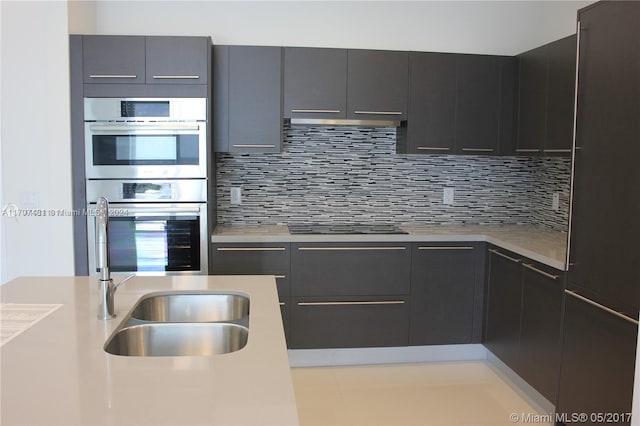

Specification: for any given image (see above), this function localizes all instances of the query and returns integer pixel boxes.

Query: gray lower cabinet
[290,296,410,349]
[213,46,283,153]
[484,246,566,404]
[409,243,480,345]
[290,242,411,349]
[210,243,291,343]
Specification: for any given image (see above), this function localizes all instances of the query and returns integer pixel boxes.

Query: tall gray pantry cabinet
[557,1,639,423]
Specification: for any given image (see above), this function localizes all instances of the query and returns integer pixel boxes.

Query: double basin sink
[104,292,250,357]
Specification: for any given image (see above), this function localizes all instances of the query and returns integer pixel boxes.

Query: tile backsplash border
[215,125,571,232]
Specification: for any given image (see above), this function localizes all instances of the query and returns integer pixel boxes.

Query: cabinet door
[291,243,411,297]
[405,52,456,154]
[145,36,209,85]
[569,1,640,318]
[82,35,146,84]
[545,35,576,155]
[518,262,564,403]
[454,55,502,155]
[557,291,638,424]
[484,248,524,372]
[213,46,283,153]
[347,49,409,121]
[516,45,547,155]
[283,47,347,119]
[290,296,410,349]
[210,243,291,297]
[410,244,477,345]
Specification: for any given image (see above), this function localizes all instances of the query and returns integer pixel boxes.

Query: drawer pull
[279,302,286,306]
[516,149,541,153]
[291,109,341,114]
[417,147,450,151]
[298,247,406,251]
[89,74,137,79]
[298,301,405,307]
[275,275,287,279]
[216,247,287,252]
[353,110,403,115]
[565,290,639,325]
[523,263,559,280]
[488,249,521,264]
[461,148,494,152]
[418,246,474,250]
[543,149,572,153]
[232,144,276,148]
[152,75,200,79]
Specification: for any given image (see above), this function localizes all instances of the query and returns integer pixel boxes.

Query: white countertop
[0,276,299,426]
[212,224,568,270]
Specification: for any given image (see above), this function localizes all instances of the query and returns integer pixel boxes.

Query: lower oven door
[87,203,208,275]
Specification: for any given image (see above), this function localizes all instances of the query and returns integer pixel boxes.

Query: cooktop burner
[287,224,408,235]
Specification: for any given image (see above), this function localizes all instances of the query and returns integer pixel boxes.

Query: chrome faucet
[95,197,133,320]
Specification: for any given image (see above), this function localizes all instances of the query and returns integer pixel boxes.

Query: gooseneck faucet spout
[95,197,133,320]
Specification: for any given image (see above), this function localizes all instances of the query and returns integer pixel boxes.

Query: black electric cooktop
[287,224,408,235]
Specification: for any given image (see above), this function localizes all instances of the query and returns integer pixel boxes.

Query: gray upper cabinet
[283,47,347,120]
[82,35,146,84]
[347,49,409,121]
[403,52,457,154]
[454,54,503,155]
[145,36,209,85]
[516,35,576,156]
[213,45,283,153]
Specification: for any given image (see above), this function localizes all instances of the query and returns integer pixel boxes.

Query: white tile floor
[291,361,553,426]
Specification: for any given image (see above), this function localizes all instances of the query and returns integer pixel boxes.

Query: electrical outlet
[230,187,242,205]
[552,193,560,211]
[443,188,454,205]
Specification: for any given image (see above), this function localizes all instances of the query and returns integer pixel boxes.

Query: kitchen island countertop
[212,224,568,270]
[0,275,298,426]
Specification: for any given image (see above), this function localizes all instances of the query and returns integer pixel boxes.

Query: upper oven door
[85,121,207,179]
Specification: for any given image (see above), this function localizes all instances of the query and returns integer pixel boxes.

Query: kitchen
[1,1,639,425]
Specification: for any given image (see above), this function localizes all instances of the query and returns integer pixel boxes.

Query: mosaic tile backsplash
[216,125,571,231]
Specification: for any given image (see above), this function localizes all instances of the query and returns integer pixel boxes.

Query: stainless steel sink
[104,323,249,356]
[130,292,249,323]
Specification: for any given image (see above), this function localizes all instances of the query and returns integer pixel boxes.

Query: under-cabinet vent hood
[287,117,403,127]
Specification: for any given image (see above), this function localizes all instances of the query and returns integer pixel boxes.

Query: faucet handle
[114,274,135,291]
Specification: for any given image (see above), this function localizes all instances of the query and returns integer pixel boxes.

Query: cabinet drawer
[291,243,411,296]
[290,296,410,349]
[211,243,290,296]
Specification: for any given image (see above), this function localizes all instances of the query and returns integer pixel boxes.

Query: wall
[0,1,74,283]
[216,125,571,231]
[92,0,591,55]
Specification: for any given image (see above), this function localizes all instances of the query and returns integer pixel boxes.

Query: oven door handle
[109,208,202,217]
[88,123,201,133]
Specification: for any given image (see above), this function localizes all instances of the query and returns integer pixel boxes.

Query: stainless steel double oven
[85,98,209,275]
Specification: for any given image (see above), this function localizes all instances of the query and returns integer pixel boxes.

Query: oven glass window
[108,215,200,272]
[93,134,199,165]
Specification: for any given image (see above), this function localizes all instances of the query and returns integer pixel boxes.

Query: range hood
[288,117,403,127]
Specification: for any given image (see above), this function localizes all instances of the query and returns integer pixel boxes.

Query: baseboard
[486,351,555,415]
[287,344,488,367]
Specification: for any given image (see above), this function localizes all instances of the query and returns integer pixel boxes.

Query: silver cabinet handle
[297,247,407,251]
[275,275,287,279]
[216,247,287,252]
[291,109,341,114]
[89,74,137,79]
[152,75,200,79]
[353,111,403,115]
[279,301,286,306]
[516,149,541,153]
[543,149,572,153]
[523,263,560,280]
[418,246,474,250]
[565,290,639,326]
[232,144,276,148]
[461,148,494,152]
[298,301,406,307]
[417,147,450,151]
[489,249,521,263]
